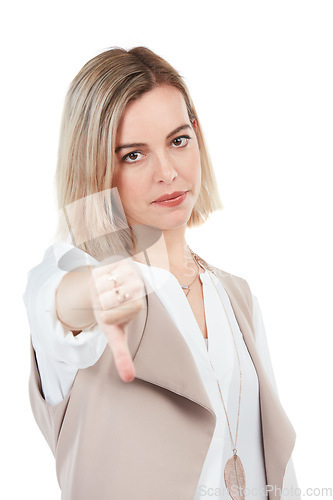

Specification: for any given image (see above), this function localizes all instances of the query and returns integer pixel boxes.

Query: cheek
[187,149,201,183]
[116,172,146,208]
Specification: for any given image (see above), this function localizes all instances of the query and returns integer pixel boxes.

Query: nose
[153,153,178,184]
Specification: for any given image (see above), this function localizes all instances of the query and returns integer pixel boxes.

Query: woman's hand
[89,257,146,383]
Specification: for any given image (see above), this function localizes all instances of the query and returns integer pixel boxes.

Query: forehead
[116,85,189,140]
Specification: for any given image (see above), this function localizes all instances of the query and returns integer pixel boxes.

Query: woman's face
[113,85,202,231]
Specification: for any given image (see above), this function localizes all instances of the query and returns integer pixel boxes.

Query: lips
[153,191,187,203]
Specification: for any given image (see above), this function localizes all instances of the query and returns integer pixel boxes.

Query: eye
[171,135,191,148]
[121,151,145,163]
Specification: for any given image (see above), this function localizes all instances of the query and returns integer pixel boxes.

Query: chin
[154,212,192,230]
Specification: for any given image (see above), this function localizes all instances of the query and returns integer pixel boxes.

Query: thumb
[105,323,136,383]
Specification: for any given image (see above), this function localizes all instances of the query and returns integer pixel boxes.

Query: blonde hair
[53,46,223,261]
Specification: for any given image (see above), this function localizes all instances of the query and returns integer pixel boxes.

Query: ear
[192,119,198,131]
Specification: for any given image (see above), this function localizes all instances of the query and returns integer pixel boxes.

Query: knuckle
[99,310,110,324]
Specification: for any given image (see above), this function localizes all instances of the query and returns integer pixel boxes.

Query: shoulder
[191,250,254,308]
[209,262,253,306]
[23,241,99,306]
[26,241,99,278]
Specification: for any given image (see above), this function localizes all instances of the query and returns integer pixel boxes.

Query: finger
[98,284,143,311]
[92,298,144,343]
[91,260,120,280]
[105,324,135,383]
[93,268,135,295]
[98,300,143,328]
[92,256,135,279]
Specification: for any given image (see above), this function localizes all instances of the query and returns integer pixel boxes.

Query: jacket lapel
[212,267,296,499]
[131,287,216,418]
[127,265,296,500]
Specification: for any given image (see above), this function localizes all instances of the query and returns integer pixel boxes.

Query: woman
[23,46,299,499]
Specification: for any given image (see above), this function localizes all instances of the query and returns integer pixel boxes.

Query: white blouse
[22,242,300,499]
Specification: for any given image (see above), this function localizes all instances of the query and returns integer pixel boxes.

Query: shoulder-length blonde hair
[54,46,223,261]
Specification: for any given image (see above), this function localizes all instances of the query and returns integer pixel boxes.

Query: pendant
[224,454,246,500]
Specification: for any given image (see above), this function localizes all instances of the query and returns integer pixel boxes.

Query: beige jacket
[29,262,296,500]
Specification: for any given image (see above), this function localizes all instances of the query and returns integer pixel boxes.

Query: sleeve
[23,241,107,369]
[252,294,301,499]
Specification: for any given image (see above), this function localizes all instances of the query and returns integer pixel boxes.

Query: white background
[1,0,332,498]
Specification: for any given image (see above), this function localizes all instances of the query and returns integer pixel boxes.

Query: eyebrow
[115,124,192,153]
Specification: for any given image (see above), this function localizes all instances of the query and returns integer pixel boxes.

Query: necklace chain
[133,245,246,490]
[180,254,200,296]
[190,249,243,456]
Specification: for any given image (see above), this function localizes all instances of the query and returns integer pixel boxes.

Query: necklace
[133,251,200,297]
[180,255,200,297]
[189,248,246,500]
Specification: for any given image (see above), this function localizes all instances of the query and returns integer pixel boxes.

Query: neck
[160,227,190,269]
[132,226,196,277]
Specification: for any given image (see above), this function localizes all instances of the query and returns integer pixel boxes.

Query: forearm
[55,266,96,331]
